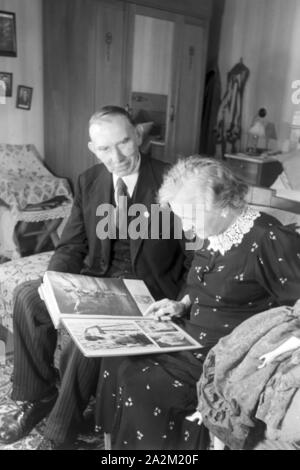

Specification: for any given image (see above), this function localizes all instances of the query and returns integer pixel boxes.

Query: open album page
[62,317,201,357]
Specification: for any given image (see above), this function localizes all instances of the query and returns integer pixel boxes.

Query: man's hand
[145,295,191,322]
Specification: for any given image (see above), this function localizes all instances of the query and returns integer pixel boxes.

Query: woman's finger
[144,299,171,316]
[159,313,172,322]
[154,305,175,316]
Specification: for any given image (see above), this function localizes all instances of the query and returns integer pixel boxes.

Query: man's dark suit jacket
[48,156,189,301]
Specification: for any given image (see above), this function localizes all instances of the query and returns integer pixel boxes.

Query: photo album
[39,271,201,357]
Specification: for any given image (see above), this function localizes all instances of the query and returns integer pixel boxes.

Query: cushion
[0,251,53,331]
[0,144,72,212]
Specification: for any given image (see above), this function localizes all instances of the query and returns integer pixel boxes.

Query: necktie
[115,177,129,235]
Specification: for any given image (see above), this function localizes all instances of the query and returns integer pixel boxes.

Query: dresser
[224,153,283,187]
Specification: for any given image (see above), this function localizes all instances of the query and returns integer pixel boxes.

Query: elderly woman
[96,156,300,450]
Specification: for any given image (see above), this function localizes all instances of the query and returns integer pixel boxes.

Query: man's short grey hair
[158,155,249,210]
[89,105,134,128]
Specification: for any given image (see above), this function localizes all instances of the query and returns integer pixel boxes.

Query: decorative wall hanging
[215,58,250,155]
[0,11,17,57]
[0,71,13,96]
[16,85,33,110]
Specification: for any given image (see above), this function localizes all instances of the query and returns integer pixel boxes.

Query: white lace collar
[207,206,260,255]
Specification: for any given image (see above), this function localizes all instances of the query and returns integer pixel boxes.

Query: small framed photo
[0,11,17,57]
[16,85,33,110]
[0,72,13,97]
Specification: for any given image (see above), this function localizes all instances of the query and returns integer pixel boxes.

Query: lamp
[248,120,266,153]
[247,108,277,155]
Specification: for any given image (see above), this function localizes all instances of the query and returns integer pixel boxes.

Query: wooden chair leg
[0,325,14,365]
[49,230,60,247]
[0,340,5,366]
[17,221,28,236]
[34,219,61,253]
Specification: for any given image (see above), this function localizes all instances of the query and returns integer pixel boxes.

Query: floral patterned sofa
[0,251,71,367]
[0,143,74,363]
[0,251,54,363]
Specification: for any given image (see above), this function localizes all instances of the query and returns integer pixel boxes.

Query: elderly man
[0,106,190,448]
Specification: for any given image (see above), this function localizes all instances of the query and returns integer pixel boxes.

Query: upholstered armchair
[0,144,73,260]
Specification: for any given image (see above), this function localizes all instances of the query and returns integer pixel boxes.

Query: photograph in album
[39,271,154,329]
[62,317,201,357]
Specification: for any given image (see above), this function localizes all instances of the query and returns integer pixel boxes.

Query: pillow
[276,150,300,190]
[0,144,50,177]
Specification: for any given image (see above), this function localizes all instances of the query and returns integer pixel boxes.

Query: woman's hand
[145,295,191,322]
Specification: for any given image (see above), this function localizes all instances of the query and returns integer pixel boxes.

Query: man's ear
[88,141,96,155]
[135,124,144,146]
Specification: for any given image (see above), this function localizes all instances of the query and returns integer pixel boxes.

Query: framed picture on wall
[0,72,13,97]
[16,85,33,110]
[0,11,17,57]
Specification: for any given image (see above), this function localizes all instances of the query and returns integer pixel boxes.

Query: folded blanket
[197,304,300,449]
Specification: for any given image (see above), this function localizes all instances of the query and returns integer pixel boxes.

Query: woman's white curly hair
[158,156,249,210]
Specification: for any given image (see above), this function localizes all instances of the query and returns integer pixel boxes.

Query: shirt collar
[112,154,141,198]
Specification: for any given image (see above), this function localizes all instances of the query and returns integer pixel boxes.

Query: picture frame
[16,85,33,110]
[0,11,17,57]
[0,71,13,97]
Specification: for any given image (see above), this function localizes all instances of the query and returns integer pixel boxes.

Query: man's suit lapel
[130,156,158,266]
